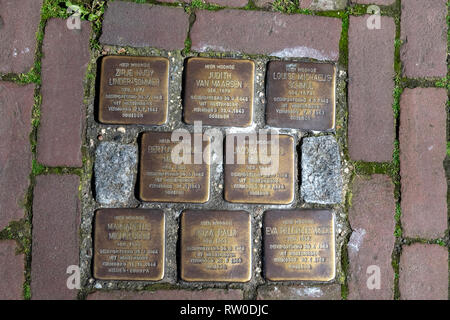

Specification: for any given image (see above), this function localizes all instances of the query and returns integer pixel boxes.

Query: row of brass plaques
[98,56,336,131]
[93,209,335,282]
[139,132,295,204]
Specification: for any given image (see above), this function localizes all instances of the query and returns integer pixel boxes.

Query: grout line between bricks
[389,0,403,301]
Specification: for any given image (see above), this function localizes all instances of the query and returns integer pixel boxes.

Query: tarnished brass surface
[139,131,210,203]
[180,210,252,282]
[183,57,255,127]
[263,210,335,281]
[224,134,295,204]
[93,209,165,281]
[266,61,336,131]
[98,56,169,125]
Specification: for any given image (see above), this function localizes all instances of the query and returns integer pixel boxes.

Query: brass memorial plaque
[266,61,336,131]
[139,131,210,203]
[264,210,335,281]
[183,57,255,127]
[224,134,295,204]
[93,209,165,281]
[98,56,169,125]
[180,210,252,282]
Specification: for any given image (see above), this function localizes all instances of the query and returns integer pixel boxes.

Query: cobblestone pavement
[0,0,448,300]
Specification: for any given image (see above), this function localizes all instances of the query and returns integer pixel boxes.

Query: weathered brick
[0,241,24,300]
[400,0,447,78]
[37,19,91,167]
[100,1,189,50]
[399,244,448,300]
[31,175,80,300]
[257,284,341,300]
[348,175,396,300]
[191,9,341,61]
[0,82,34,231]
[0,0,43,74]
[351,0,394,5]
[88,289,243,300]
[400,88,447,239]
[348,15,395,162]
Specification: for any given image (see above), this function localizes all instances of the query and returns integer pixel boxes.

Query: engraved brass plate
[264,210,335,281]
[266,61,336,131]
[183,57,255,127]
[139,131,210,203]
[98,56,169,125]
[224,134,295,204]
[180,210,252,282]
[93,208,165,281]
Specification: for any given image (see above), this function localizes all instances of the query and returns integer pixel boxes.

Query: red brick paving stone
[399,244,448,300]
[400,88,447,239]
[257,284,341,300]
[0,0,43,74]
[348,15,395,162]
[88,289,243,300]
[31,175,80,300]
[36,19,91,168]
[100,1,189,50]
[191,9,341,61]
[347,175,396,300]
[400,0,447,78]
[0,82,34,231]
[0,241,25,300]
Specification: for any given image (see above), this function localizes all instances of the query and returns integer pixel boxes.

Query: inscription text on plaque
[264,210,335,281]
[98,56,169,125]
[180,210,252,282]
[183,57,255,127]
[93,209,165,281]
[224,134,295,204]
[266,61,336,131]
[139,132,210,203]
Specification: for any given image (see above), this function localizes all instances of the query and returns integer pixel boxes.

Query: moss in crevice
[189,0,223,11]
[390,0,402,300]
[394,203,402,238]
[243,0,260,11]
[352,161,393,176]
[435,76,449,89]
[402,238,449,247]
[271,0,298,14]
[337,11,349,68]
[402,77,449,89]
[347,4,368,16]
[391,242,401,300]
[182,4,197,56]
